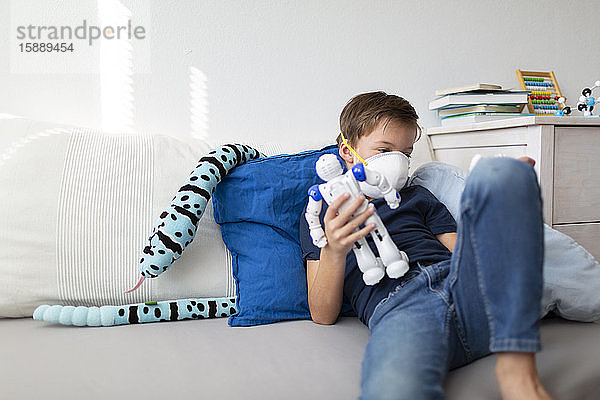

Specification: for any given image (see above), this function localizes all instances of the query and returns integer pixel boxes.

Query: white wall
[1,0,599,165]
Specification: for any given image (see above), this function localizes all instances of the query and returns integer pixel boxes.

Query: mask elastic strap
[340,131,368,165]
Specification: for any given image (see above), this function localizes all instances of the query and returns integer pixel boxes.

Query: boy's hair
[336,91,422,147]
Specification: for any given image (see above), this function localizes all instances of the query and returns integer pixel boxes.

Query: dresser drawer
[428,126,528,149]
[433,146,527,173]
[553,222,600,261]
[553,127,600,224]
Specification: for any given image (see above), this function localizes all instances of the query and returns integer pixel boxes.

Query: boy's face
[339,118,415,168]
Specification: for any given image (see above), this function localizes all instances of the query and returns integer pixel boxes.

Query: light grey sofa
[1,117,599,399]
[1,316,599,399]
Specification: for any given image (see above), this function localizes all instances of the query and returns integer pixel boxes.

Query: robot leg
[365,213,410,279]
[352,234,385,285]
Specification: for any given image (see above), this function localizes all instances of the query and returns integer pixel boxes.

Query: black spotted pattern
[131,145,261,322]
[128,306,139,324]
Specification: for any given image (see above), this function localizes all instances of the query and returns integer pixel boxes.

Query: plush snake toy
[33,144,264,326]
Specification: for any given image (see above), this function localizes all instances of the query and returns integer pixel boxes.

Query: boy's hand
[517,156,536,167]
[323,193,376,257]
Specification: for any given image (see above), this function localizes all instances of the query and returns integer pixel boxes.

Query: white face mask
[357,151,410,199]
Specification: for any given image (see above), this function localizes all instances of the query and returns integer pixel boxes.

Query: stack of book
[429,83,533,127]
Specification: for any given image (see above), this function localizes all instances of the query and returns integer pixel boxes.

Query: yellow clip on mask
[340,131,368,165]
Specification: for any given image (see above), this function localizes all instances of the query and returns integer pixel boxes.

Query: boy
[298,92,553,399]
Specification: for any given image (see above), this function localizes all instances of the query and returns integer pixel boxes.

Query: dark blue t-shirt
[299,185,457,326]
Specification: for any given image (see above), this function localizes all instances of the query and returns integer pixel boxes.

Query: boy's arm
[418,186,457,252]
[306,248,346,325]
[305,194,375,325]
[436,232,457,252]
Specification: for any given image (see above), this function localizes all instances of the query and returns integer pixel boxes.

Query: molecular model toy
[577,81,600,116]
[554,97,571,117]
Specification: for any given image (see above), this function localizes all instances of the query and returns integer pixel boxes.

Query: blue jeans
[360,157,544,400]
[409,161,600,322]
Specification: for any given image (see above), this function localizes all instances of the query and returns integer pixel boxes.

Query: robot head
[315,154,344,182]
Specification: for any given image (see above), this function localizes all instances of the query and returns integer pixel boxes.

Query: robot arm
[305,184,328,248]
[351,163,400,209]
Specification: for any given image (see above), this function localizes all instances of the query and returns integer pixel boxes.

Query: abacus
[516,70,565,115]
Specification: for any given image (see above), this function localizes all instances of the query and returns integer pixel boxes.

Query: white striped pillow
[0,116,235,317]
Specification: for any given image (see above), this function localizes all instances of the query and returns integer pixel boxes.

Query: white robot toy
[305,153,410,286]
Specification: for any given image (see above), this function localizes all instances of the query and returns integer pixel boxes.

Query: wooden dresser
[425,116,600,260]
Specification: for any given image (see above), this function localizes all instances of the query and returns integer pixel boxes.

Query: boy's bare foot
[495,352,554,400]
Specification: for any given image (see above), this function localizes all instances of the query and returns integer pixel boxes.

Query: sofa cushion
[0,116,234,317]
[213,144,339,326]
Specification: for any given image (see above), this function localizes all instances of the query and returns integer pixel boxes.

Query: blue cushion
[212,144,340,326]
